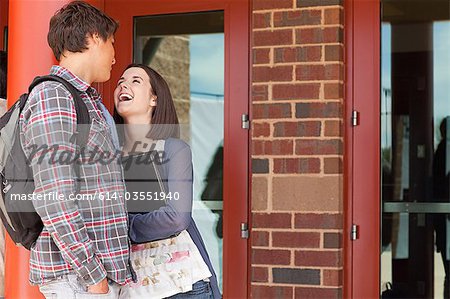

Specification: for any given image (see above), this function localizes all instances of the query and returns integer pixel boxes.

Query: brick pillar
[251,0,344,298]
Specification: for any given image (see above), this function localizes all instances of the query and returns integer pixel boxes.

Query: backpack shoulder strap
[28,75,92,194]
[28,75,91,145]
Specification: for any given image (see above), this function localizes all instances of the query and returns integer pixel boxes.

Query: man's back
[22,2,132,296]
[19,66,132,288]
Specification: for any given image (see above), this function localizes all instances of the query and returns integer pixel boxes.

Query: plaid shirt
[19,66,133,287]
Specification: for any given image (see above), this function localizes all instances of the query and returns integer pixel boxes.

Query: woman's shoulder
[164,138,191,152]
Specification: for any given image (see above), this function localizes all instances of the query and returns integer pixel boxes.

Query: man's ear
[87,33,101,47]
[85,34,94,49]
[93,33,101,42]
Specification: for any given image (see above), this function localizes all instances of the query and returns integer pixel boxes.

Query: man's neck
[59,55,93,85]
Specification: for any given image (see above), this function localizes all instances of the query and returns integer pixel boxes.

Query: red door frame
[105,1,251,298]
[344,0,380,298]
[5,1,73,298]
[0,0,7,50]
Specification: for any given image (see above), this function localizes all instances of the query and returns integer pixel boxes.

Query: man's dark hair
[47,1,119,61]
[0,51,6,99]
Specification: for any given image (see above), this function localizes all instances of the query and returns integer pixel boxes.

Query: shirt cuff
[73,254,107,287]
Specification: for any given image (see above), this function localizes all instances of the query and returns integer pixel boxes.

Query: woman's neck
[122,116,154,153]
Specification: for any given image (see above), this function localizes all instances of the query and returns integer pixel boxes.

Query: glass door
[381,1,450,298]
[133,11,225,292]
[105,1,250,297]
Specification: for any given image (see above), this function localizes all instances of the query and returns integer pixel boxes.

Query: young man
[19,2,132,298]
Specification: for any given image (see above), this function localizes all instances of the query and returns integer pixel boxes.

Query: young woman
[114,64,220,299]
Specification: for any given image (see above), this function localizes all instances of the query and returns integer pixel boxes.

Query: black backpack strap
[28,75,91,146]
[28,75,92,193]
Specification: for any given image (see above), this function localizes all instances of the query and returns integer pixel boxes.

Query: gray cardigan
[127,138,221,298]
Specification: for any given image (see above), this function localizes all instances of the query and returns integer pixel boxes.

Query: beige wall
[149,36,190,126]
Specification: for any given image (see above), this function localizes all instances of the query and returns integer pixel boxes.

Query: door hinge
[241,222,249,239]
[351,224,359,240]
[242,114,250,129]
[351,110,359,126]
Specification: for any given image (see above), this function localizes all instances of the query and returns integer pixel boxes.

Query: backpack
[0,75,91,250]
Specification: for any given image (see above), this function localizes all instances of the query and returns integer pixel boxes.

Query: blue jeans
[38,274,124,299]
[165,280,213,299]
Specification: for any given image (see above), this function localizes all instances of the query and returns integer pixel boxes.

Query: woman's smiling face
[114,67,156,121]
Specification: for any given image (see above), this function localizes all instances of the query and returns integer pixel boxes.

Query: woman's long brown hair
[113,63,180,142]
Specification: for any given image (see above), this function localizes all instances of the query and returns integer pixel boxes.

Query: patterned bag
[128,230,212,298]
[127,140,211,298]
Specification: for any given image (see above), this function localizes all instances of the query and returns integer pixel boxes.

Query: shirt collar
[50,65,91,93]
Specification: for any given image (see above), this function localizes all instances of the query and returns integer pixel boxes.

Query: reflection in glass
[433,20,450,299]
[381,1,450,298]
[134,11,224,293]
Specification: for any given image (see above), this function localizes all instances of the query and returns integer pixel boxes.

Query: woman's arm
[129,139,193,243]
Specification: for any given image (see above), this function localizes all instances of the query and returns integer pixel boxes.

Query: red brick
[295,213,343,229]
[295,64,342,81]
[273,158,321,174]
[297,46,322,62]
[323,269,342,286]
[252,267,268,283]
[253,140,294,155]
[296,102,341,118]
[274,47,296,63]
[273,268,320,285]
[253,159,269,174]
[253,12,271,29]
[324,232,342,249]
[253,212,292,229]
[325,45,343,61]
[324,120,342,136]
[253,29,293,47]
[253,48,271,64]
[295,27,343,44]
[324,157,343,174]
[272,231,320,248]
[295,139,343,155]
[252,122,270,138]
[274,46,322,63]
[253,141,263,155]
[323,27,342,43]
[252,248,291,265]
[295,250,341,267]
[252,84,269,102]
[272,83,320,100]
[297,0,342,7]
[295,287,342,299]
[252,230,270,247]
[296,65,325,81]
[253,103,292,119]
[253,65,293,82]
[273,10,321,27]
[295,28,320,44]
[324,83,343,99]
[254,0,293,11]
[252,286,293,299]
[324,8,342,25]
[274,121,321,137]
